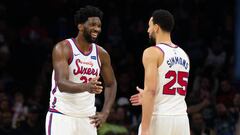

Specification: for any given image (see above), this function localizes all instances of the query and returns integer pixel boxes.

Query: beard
[83,29,96,43]
[148,36,156,45]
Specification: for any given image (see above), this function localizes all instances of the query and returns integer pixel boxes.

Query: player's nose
[147,28,150,33]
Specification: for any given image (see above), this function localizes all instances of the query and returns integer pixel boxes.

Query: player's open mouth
[91,32,98,38]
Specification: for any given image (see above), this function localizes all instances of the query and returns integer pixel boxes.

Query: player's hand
[86,76,103,94]
[89,112,107,128]
[130,86,143,106]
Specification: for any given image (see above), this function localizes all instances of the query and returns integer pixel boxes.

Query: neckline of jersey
[71,38,93,56]
[157,43,178,48]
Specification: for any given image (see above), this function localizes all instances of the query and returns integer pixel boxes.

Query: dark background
[0,0,238,135]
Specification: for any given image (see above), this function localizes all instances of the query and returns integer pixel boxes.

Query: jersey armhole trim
[66,40,73,65]
[159,43,178,48]
[152,46,165,68]
[96,45,101,69]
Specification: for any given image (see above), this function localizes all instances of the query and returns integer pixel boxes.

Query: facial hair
[83,28,95,43]
[148,36,156,46]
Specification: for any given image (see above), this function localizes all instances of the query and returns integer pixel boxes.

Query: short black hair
[152,9,174,32]
[74,5,103,25]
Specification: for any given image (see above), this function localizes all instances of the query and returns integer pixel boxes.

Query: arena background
[0,0,239,134]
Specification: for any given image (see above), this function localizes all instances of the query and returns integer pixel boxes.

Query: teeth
[92,33,97,35]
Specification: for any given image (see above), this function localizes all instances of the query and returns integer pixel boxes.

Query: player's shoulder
[142,46,164,63]
[53,39,72,54]
[143,46,164,56]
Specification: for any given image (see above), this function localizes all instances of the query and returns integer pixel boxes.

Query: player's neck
[156,33,172,46]
[75,35,92,52]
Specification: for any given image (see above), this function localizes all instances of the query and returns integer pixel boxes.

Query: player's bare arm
[130,47,163,106]
[141,47,163,134]
[89,46,117,127]
[53,40,103,93]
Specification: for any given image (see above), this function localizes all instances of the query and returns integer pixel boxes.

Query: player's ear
[77,24,84,31]
[153,24,159,32]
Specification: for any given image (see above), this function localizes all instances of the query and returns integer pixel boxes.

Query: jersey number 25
[163,71,189,96]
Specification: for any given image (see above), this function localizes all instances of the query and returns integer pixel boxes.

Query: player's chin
[91,37,97,42]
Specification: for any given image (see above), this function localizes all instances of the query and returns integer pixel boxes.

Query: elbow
[56,79,66,92]
[144,82,157,96]
[150,89,157,96]
[105,80,117,98]
[145,88,157,96]
[106,80,117,90]
[111,80,117,96]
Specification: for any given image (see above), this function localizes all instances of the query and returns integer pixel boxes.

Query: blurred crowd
[0,0,238,135]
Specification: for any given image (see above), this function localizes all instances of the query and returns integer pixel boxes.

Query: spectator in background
[204,36,227,76]
[0,98,17,135]
[19,16,48,46]
[0,28,10,72]
[236,118,240,135]
[17,105,44,135]
[231,93,240,134]
[216,78,237,108]
[187,76,216,128]
[189,76,212,102]
[98,106,128,135]
[232,93,240,113]
[116,98,131,128]
[28,84,45,108]
[12,92,28,129]
[190,112,215,135]
[214,103,236,135]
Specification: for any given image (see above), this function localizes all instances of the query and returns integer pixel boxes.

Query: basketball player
[45,6,117,135]
[130,9,190,135]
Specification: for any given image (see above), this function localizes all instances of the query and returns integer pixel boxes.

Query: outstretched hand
[130,86,143,106]
[86,76,103,94]
[89,112,108,128]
